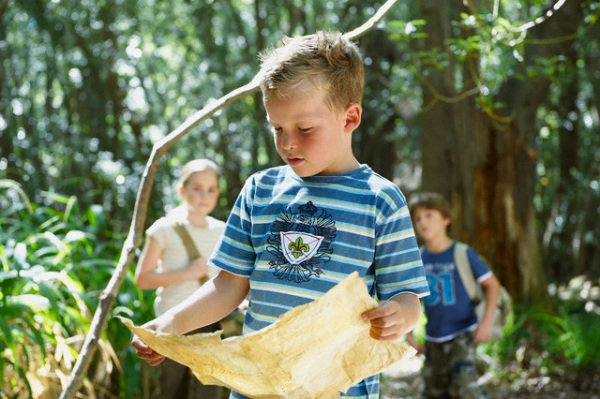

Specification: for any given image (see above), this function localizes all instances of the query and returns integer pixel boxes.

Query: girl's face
[179,170,220,217]
[264,82,361,177]
[412,207,451,242]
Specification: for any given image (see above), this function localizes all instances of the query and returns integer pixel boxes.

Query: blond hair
[258,31,364,111]
[176,159,221,189]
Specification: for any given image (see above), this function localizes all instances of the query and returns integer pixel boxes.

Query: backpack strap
[173,222,208,284]
[173,222,202,259]
[453,242,478,302]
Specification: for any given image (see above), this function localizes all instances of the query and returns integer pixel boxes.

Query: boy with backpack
[407,192,501,399]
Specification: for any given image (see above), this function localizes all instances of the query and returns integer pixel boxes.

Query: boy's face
[264,83,361,177]
[412,207,450,242]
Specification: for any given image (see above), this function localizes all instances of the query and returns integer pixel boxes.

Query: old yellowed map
[120,272,415,399]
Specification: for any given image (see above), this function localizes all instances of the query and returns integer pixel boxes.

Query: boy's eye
[298,127,312,133]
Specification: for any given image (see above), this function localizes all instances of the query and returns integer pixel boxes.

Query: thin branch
[512,0,567,33]
[343,0,399,40]
[58,1,399,398]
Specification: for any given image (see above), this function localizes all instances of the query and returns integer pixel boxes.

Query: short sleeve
[146,217,171,250]
[467,248,493,283]
[208,177,257,277]
[373,189,430,301]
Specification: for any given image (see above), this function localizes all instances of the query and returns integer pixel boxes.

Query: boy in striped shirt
[133,31,429,399]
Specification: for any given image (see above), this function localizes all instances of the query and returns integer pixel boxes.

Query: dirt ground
[380,355,600,399]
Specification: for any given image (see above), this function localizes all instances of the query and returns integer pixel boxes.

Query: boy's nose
[280,132,296,150]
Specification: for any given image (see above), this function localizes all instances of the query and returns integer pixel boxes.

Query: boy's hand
[362,294,421,341]
[362,300,403,341]
[132,333,166,366]
[131,321,167,366]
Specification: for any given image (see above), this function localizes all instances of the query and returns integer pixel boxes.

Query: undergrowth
[2,178,599,398]
[0,180,155,399]
[480,278,600,390]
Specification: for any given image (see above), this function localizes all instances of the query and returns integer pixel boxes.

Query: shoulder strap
[173,223,209,284]
[173,223,202,259]
[453,242,478,301]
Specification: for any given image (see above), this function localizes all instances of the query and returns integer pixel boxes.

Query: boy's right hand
[132,334,165,366]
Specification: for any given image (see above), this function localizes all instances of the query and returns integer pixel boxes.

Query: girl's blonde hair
[176,159,221,189]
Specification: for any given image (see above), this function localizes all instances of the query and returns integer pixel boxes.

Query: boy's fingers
[132,335,166,365]
[131,337,151,352]
[361,302,395,321]
[133,343,166,365]
[368,325,401,341]
[143,352,166,366]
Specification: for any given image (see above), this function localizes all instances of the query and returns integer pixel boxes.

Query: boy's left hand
[361,294,421,341]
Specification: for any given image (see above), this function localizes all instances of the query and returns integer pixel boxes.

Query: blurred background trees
[1,0,598,397]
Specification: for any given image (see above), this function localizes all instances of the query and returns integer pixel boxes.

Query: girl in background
[135,159,225,399]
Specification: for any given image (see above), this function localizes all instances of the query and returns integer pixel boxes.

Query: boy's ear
[444,216,452,227]
[344,103,361,132]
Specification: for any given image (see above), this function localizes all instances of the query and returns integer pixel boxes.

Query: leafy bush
[481,276,600,389]
[0,180,154,398]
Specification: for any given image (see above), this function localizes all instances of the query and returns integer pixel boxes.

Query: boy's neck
[425,235,454,254]
[305,159,362,177]
[324,158,361,175]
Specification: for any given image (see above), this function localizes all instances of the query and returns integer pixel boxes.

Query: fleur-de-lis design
[288,237,310,259]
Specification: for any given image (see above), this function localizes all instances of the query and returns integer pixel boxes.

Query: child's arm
[135,236,209,289]
[361,293,422,341]
[406,330,425,354]
[132,270,249,365]
[473,274,500,343]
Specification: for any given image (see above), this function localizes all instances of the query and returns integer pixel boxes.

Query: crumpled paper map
[119,272,415,399]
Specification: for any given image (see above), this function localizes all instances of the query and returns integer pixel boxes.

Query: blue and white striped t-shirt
[209,164,429,399]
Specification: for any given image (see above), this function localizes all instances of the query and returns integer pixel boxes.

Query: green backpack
[453,242,513,338]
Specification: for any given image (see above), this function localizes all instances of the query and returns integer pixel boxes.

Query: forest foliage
[1,0,599,397]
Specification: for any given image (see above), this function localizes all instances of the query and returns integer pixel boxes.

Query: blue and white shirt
[421,242,492,343]
[209,165,429,398]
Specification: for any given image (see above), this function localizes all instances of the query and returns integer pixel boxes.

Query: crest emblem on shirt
[280,232,324,264]
[268,201,336,283]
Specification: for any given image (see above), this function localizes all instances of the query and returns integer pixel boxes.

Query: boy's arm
[406,330,425,354]
[473,274,500,343]
[362,293,422,342]
[132,270,249,365]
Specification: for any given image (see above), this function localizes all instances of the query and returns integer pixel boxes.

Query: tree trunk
[419,0,455,199]
[417,0,584,305]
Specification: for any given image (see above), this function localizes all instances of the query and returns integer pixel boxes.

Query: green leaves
[0,180,136,398]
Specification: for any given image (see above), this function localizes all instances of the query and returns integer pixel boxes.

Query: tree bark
[417,0,584,304]
[491,0,583,304]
